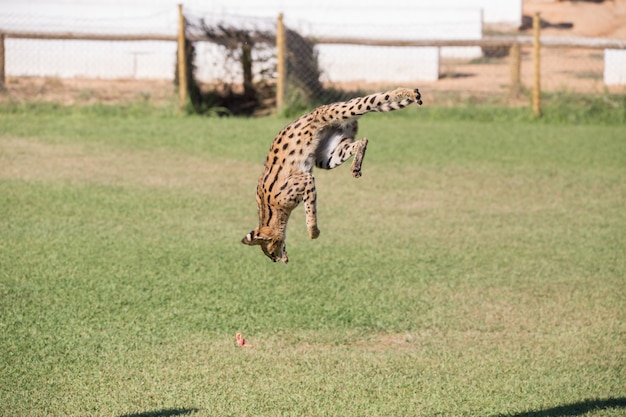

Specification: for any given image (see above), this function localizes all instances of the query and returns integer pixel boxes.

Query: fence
[276,12,626,116]
[1,9,625,116]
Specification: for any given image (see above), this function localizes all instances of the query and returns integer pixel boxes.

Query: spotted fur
[242,87,423,263]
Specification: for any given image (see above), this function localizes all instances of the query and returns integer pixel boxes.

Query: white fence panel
[317,45,440,83]
[604,49,626,85]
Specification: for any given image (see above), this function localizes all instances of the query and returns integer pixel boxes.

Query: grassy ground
[1,107,625,416]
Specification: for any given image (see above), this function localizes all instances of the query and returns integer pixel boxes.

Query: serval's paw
[413,88,423,105]
[309,225,320,239]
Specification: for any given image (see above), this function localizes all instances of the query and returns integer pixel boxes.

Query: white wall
[317,45,440,83]
[6,39,177,79]
[0,0,523,82]
[196,0,522,27]
[0,0,523,33]
[431,0,522,25]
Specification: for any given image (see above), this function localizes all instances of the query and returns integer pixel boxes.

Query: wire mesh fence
[1,7,625,115]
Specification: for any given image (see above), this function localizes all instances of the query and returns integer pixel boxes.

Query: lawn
[1,106,625,416]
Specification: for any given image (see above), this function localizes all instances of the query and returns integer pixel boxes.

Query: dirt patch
[524,0,626,39]
[0,77,178,106]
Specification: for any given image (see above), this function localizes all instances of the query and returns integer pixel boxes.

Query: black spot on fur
[265,206,273,226]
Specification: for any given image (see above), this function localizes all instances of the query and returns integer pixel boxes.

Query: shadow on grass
[494,398,626,417]
[118,408,198,417]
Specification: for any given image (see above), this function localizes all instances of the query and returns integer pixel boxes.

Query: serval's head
[242,226,288,263]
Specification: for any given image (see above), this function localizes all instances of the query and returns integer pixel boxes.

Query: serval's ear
[241,228,270,246]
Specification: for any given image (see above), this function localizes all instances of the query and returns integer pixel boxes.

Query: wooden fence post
[0,33,5,90]
[276,13,286,113]
[509,41,521,97]
[532,12,541,117]
[177,4,188,109]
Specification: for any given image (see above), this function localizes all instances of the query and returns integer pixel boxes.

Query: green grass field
[1,106,625,416]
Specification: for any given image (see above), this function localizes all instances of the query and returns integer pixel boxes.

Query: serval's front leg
[302,174,320,239]
[279,173,320,239]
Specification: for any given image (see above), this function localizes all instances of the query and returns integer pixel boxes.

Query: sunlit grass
[1,109,624,416]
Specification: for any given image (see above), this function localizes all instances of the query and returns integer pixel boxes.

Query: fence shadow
[118,408,199,417]
[492,398,626,417]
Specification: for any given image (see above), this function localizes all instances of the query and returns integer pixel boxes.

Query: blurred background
[1,0,625,114]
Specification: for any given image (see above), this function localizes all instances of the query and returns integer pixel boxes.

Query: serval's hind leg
[350,138,368,178]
